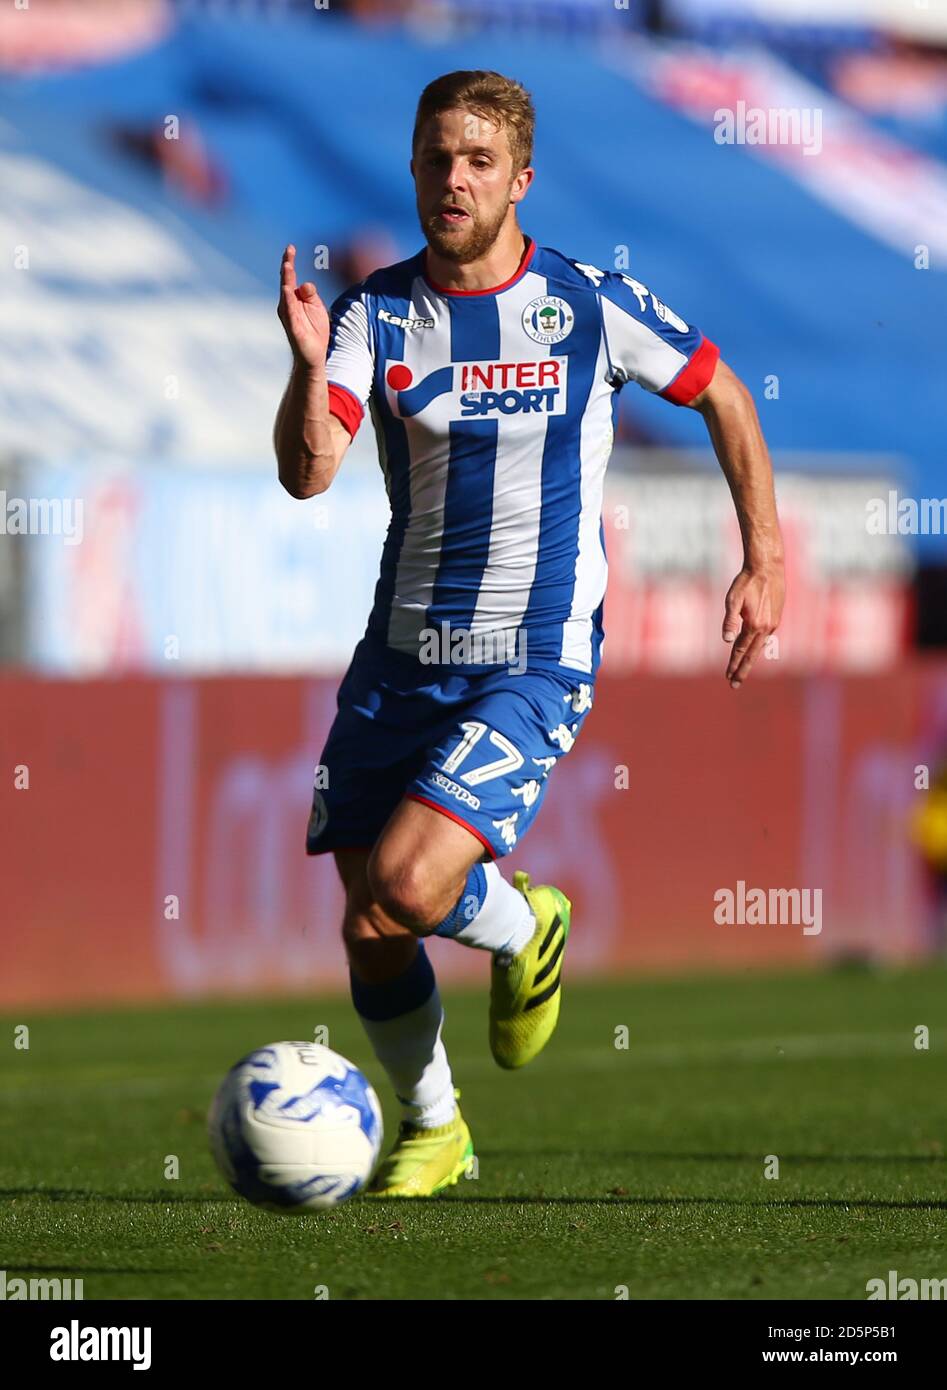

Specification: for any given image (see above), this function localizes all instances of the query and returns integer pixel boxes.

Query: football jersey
[325,236,718,676]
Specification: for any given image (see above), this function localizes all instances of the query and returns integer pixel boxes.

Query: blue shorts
[306,634,595,860]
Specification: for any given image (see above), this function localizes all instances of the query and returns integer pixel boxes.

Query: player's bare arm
[690,359,786,689]
[274,244,352,499]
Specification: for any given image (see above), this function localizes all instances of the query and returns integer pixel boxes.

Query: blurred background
[2,0,947,1010]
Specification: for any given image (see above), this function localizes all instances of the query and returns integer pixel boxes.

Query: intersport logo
[384,358,568,420]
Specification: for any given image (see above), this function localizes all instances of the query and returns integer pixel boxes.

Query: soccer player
[274,70,785,1196]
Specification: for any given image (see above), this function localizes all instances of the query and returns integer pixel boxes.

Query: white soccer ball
[208,1041,383,1212]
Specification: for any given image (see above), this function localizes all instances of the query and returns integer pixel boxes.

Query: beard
[418,193,511,265]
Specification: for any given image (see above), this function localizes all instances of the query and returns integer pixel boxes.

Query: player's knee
[365,854,438,935]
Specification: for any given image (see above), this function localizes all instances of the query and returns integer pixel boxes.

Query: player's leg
[368,795,569,1073]
[335,847,417,983]
[335,847,472,1197]
[365,796,534,959]
[352,797,539,1198]
[392,669,595,1068]
[336,846,455,1125]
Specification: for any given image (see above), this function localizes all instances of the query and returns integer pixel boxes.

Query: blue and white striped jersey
[326,237,718,676]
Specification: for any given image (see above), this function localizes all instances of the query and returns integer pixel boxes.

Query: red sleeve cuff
[327,382,364,438]
[660,337,720,406]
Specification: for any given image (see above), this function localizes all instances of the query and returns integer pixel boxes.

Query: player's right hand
[278,244,330,368]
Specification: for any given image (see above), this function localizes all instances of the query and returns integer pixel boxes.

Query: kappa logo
[430,771,481,811]
[574,264,689,332]
[383,357,569,420]
[522,295,574,344]
[377,308,435,331]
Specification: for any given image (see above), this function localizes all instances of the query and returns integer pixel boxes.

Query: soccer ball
[208,1041,383,1212]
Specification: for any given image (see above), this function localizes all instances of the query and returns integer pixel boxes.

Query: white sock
[451,863,535,961]
[353,973,457,1129]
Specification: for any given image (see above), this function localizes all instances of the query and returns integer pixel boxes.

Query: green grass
[1,965,945,1300]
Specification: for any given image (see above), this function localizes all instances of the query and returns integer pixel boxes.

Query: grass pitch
[1,965,945,1300]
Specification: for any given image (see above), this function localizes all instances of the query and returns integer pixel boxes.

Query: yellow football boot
[489,870,571,1070]
[364,1092,473,1198]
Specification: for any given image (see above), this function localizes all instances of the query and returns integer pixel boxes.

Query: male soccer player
[274,70,784,1196]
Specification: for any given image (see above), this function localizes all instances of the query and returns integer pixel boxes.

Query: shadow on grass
[482,1150,946,1164]
[429,1194,947,1209]
[0,1188,230,1204]
[4,1186,945,1212]
[4,1263,185,1275]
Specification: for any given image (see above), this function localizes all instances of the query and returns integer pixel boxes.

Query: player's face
[412,108,527,263]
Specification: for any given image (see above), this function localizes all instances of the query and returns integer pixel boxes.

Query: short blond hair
[413,70,535,173]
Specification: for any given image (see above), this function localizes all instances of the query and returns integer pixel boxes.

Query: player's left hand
[722,559,785,688]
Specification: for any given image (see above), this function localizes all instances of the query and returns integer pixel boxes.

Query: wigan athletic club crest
[522,295,575,344]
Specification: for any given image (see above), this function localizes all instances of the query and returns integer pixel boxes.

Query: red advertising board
[2,666,943,1010]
